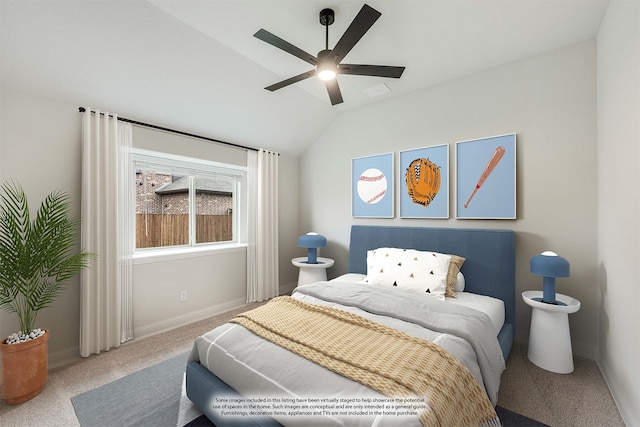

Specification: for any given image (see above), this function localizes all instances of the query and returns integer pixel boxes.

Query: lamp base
[306,248,318,264]
[542,276,557,304]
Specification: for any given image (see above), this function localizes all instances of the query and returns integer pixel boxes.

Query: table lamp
[530,251,570,305]
[297,232,327,264]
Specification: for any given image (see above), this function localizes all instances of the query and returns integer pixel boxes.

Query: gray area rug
[71,352,201,427]
[72,352,548,427]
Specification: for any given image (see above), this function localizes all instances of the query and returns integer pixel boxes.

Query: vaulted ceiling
[1,1,609,155]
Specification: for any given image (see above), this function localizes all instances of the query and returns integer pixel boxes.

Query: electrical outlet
[180,290,187,302]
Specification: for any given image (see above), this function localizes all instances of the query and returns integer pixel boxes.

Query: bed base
[186,361,282,427]
[186,225,516,426]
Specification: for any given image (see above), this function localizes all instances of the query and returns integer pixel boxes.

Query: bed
[186,225,515,427]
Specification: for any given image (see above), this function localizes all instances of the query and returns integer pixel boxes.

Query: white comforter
[189,281,505,427]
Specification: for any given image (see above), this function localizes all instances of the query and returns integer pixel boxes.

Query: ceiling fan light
[318,69,337,81]
[317,62,337,81]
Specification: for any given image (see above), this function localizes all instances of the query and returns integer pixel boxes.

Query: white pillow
[365,247,450,300]
[454,271,465,292]
[394,274,447,299]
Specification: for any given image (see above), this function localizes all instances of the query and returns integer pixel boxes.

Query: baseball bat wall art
[464,146,505,209]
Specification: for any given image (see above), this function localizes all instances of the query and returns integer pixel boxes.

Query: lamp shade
[298,232,327,249]
[530,251,570,277]
[530,251,570,305]
[297,232,327,264]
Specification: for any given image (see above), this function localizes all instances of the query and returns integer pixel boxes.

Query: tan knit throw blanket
[230,296,500,427]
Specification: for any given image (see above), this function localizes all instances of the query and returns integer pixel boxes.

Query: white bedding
[331,273,505,336]
[189,280,505,427]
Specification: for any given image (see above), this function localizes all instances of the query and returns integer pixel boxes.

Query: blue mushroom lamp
[297,232,327,264]
[530,251,570,305]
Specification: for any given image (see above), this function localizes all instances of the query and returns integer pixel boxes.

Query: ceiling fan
[254,4,406,106]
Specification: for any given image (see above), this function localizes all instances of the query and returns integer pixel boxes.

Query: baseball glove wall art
[405,158,441,207]
[399,145,449,218]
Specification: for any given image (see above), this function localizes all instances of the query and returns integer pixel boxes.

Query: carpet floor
[0,301,625,427]
[70,351,550,427]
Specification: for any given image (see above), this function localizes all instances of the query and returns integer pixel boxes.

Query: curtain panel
[80,110,133,357]
[247,149,279,302]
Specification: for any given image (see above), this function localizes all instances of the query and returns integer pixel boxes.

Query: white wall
[132,248,248,338]
[300,40,599,359]
[0,86,84,365]
[597,1,640,425]
[0,85,300,366]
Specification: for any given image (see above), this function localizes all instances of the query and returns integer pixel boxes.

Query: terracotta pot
[0,329,49,404]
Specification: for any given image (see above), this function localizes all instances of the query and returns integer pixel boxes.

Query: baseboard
[47,288,297,371]
[597,359,636,427]
[573,341,597,360]
[46,298,247,369]
[280,281,297,296]
[133,297,247,340]
[48,345,81,369]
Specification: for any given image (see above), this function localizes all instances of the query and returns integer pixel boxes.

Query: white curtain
[119,124,135,343]
[80,109,134,357]
[247,149,279,302]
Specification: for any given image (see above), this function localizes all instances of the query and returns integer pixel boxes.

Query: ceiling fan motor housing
[317,49,332,61]
[319,8,335,26]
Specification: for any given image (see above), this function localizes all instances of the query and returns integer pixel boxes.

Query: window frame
[131,148,247,262]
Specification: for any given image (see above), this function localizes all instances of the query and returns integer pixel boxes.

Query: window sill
[132,243,247,265]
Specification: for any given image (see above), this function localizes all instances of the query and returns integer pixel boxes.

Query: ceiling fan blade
[265,70,317,91]
[328,4,381,63]
[339,64,405,78]
[324,79,343,105]
[254,29,318,66]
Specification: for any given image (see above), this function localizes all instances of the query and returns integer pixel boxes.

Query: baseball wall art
[400,144,449,218]
[351,153,394,218]
[455,134,516,219]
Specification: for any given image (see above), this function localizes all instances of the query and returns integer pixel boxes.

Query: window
[132,149,246,253]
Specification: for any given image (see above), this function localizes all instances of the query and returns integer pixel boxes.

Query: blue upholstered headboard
[348,225,516,358]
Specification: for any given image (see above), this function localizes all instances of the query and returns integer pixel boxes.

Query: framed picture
[351,153,394,218]
[455,134,516,219]
[399,144,449,218]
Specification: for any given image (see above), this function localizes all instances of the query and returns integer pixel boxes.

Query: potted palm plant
[0,181,91,404]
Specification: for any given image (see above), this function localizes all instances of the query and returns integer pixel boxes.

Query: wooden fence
[136,214,233,248]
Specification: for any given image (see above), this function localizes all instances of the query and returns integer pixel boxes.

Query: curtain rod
[78,107,258,152]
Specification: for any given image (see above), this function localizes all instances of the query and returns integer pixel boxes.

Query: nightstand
[522,290,581,374]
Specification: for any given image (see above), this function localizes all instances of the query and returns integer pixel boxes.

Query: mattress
[331,274,505,336]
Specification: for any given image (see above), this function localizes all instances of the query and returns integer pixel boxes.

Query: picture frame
[455,134,516,219]
[399,144,449,218]
[351,153,394,218]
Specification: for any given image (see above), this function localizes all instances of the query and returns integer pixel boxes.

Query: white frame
[455,134,517,219]
[399,144,449,219]
[351,152,395,218]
